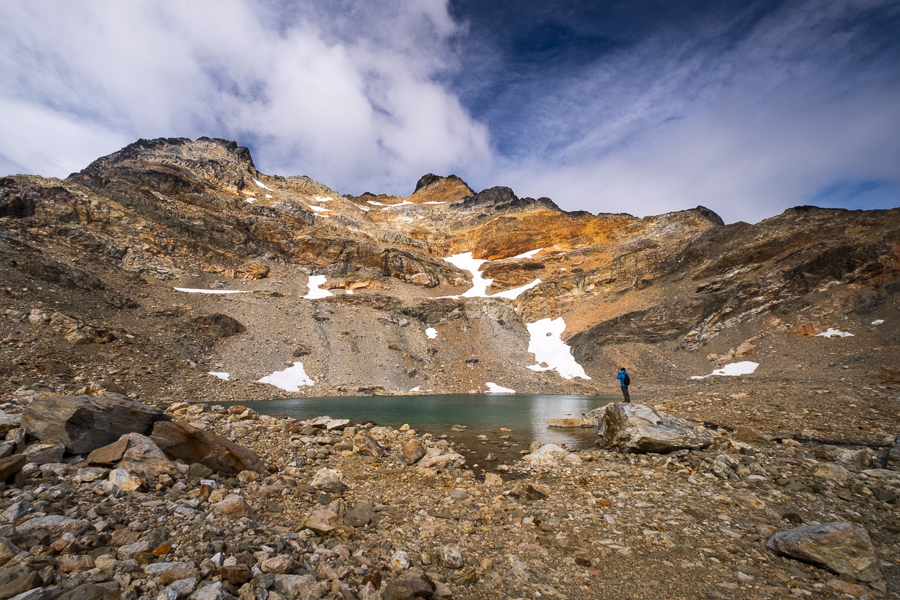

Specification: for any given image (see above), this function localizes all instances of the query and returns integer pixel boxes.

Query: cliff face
[1,137,898,408]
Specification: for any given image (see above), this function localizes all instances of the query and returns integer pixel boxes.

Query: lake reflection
[210,394,617,451]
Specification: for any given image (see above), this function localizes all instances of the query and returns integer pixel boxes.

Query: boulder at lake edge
[597,402,714,454]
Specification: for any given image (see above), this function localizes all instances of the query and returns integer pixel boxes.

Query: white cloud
[0,0,491,193]
[479,0,900,223]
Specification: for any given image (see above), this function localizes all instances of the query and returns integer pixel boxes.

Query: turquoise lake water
[213,394,617,453]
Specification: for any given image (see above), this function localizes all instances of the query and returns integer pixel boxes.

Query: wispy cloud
[0,0,897,222]
[472,0,900,222]
[0,0,490,194]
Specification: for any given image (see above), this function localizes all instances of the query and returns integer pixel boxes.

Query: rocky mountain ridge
[0,136,898,443]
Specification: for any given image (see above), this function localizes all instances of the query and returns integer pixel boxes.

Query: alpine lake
[210,394,620,470]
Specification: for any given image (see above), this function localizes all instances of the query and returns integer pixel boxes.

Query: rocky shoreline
[0,388,895,599]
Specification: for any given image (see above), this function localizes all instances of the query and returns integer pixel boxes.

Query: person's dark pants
[621,385,630,402]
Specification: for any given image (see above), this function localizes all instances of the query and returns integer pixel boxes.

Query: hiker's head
[619,367,625,372]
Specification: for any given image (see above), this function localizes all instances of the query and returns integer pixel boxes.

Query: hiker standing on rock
[616,368,631,403]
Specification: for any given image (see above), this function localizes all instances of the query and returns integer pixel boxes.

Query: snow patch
[253,178,273,191]
[511,248,542,260]
[304,275,333,299]
[245,197,256,203]
[525,318,591,380]
[486,382,515,394]
[442,252,540,301]
[367,200,387,206]
[691,361,759,380]
[410,386,422,392]
[817,328,855,338]
[423,201,446,205]
[208,372,230,381]
[355,204,370,211]
[308,205,331,213]
[313,195,332,202]
[265,194,272,199]
[259,362,314,391]
[381,200,413,210]
[491,279,542,300]
[444,253,491,297]
[174,288,250,295]
[425,327,438,339]
[871,319,884,325]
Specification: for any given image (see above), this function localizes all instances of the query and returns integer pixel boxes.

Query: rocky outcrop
[766,522,882,582]
[21,394,168,454]
[597,403,714,454]
[150,420,266,475]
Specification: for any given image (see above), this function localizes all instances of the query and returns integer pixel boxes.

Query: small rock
[389,551,410,571]
[439,544,464,569]
[212,496,256,520]
[108,468,143,491]
[310,467,343,492]
[260,555,296,574]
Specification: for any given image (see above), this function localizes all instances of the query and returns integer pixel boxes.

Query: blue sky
[1,0,898,223]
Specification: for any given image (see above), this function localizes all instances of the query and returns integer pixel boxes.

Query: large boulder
[766,522,882,582]
[597,403,713,454]
[150,420,266,475]
[21,393,168,454]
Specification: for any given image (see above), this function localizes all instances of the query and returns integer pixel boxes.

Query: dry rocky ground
[0,389,896,600]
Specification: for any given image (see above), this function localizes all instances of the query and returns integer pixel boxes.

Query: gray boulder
[766,522,882,582]
[21,393,168,454]
[597,403,714,454]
